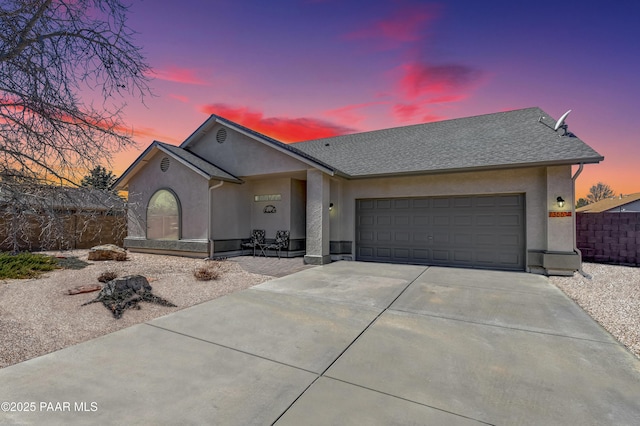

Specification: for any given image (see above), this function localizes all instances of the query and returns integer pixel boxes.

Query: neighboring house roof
[181,115,336,175]
[292,107,603,178]
[0,185,124,211]
[115,141,242,190]
[577,193,640,213]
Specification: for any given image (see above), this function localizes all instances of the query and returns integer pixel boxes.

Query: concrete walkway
[1,262,639,425]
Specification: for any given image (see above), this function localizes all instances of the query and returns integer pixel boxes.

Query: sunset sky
[110,0,640,198]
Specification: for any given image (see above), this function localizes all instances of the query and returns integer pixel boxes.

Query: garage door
[356,194,525,271]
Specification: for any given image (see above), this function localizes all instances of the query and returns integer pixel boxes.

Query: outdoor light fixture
[556,196,565,208]
[329,203,334,211]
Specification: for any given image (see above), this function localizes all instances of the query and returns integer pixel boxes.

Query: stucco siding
[187,124,311,177]
[126,150,209,240]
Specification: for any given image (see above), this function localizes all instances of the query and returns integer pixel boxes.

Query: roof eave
[340,157,604,179]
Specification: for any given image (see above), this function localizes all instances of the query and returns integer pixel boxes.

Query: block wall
[576,212,640,266]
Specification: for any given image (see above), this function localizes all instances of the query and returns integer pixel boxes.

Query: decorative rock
[87,244,127,261]
[67,284,102,295]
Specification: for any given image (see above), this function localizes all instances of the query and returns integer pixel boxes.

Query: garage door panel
[377,216,392,225]
[395,216,410,225]
[376,200,392,209]
[433,250,449,261]
[356,194,525,271]
[394,199,411,209]
[359,215,375,226]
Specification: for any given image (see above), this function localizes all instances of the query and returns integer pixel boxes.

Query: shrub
[0,252,58,279]
[98,271,118,283]
[194,262,222,281]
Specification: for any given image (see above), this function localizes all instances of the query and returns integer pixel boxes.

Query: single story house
[577,193,640,213]
[115,107,603,275]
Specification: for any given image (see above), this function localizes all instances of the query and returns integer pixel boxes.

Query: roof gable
[114,141,242,190]
[292,107,603,177]
[181,115,335,175]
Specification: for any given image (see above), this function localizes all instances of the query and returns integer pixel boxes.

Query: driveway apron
[1,262,639,425]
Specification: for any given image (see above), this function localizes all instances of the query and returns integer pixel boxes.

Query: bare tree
[0,0,150,183]
[0,0,150,251]
[586,182,614,204]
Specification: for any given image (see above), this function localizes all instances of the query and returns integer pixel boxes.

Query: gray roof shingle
[292,107,603,177]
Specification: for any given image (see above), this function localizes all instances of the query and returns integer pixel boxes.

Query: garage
[356,194,525,271]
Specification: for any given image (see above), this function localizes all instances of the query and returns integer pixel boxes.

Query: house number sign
[549,211,572,217]
[263,205,277,213]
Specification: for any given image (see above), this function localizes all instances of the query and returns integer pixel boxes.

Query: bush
[194,262,222,281]
[98,271,118,283]
[0,252,58,279]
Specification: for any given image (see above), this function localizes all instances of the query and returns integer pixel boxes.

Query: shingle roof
[292,107,603,177]
[157,142,242,183]
[577,193,640,213]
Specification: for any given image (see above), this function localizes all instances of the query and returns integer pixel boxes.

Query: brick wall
[576,212,640,266]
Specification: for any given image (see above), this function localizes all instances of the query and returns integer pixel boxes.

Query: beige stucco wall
[187,124,310,177]
[546,165,574,252]
[329,166,559,255]
[210,176,307,242]
[126,150,209,240]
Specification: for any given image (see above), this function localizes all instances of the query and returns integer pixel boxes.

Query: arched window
[147,189,180,240]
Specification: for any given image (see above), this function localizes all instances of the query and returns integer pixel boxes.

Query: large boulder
[87,244,127,261]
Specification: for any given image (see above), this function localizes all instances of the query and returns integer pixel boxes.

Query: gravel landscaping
[550,262,640,359]
[0,250,272,368]
[1,253,638,369]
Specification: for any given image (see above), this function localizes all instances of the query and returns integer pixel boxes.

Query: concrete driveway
[1,262,639,425]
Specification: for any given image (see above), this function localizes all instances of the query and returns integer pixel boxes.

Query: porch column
[304,169,331,264]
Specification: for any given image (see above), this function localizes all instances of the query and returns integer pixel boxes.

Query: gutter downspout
[208,180,224,258]
[572,164,591,278]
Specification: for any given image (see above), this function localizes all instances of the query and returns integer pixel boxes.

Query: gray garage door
[356,194,525,271]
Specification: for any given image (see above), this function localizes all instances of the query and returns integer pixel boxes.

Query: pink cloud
[145,66,209,85]
[393,103,422,122]
[168,93,190,103]
[324,101,385,126]
[198,104,355,142]
[400,62,483,99]
[346,5,438,46]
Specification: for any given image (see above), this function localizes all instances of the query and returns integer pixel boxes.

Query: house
[114,107,603,275]
[577,193,640,213]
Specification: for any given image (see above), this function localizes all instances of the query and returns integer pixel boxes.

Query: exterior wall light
[556,196,565,208]
[329,203,334,211]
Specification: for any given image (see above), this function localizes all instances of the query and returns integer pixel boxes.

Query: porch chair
[241,229,266,257]
[266,230,290,259]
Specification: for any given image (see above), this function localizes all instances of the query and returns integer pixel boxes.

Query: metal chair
[266,230,290,259]
[241,229,265,256]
